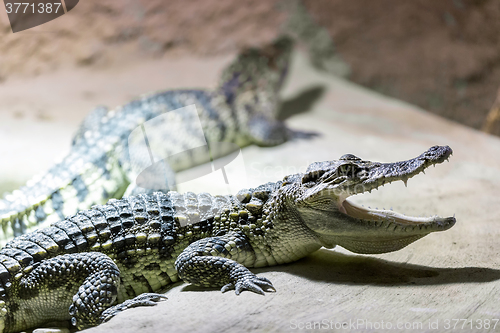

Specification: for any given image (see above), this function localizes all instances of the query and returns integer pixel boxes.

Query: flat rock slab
[1,51,500,333]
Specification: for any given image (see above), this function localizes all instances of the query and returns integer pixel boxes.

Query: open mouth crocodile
[0,146,454,332]
[292,144,455,254]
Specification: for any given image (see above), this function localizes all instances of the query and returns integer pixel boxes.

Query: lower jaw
[329,233,427,254]
[341,199,444,227]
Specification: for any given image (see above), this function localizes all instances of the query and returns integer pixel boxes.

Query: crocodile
[0,36,308,244]
[0,146,455,332]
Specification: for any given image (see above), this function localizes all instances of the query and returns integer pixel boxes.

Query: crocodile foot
[221,271,276,295]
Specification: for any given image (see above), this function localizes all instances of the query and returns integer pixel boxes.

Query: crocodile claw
[100,293,168,323]
[221,275,276,295]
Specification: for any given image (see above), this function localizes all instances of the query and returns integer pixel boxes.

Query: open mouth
[297,145,457,254]
[340,199,455,230]
[337,147,455,231]
[331,192,456,254]
[338,186,455,235]
[298,145,456,253]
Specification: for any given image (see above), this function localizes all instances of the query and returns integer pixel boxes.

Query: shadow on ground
[255,249,500,286]
[278,85,326,120]
[179,248,500,294]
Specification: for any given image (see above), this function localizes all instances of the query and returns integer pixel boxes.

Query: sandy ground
[1,51,500,332]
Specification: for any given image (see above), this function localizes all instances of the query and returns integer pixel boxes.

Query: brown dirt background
[304,0,500,134]
[0,0,499,136]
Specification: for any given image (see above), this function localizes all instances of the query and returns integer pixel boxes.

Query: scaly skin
[0,36,305,243]
[0,146,455,332]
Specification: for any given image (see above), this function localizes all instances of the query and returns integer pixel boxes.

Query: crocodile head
[218,36,293,109]
[292,145,455,254]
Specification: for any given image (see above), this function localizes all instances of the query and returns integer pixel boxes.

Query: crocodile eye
[340,154,361,161]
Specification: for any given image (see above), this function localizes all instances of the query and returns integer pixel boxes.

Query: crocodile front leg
[175,233,276,295]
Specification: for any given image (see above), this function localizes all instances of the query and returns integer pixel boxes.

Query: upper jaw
[345,145,453,195]
[300,145,453,200]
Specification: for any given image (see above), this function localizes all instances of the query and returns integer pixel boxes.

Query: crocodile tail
[0,146,129,246]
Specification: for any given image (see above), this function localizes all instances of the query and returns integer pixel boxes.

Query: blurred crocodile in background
[0,36,316,244]
[0,146,455,332]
